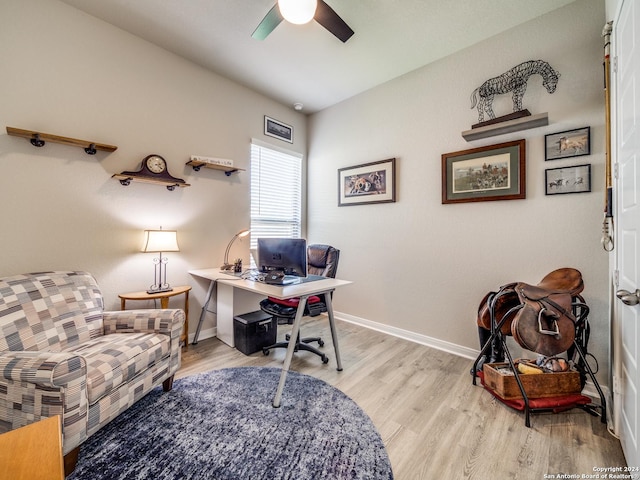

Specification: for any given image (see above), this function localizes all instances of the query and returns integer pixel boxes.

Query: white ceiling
[59,0,577,113]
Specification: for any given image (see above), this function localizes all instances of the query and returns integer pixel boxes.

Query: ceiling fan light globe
[278,0,317,25]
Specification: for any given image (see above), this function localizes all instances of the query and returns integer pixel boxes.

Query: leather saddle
[477,268,584,356]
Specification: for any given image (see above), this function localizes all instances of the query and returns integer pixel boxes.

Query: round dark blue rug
[69,367,393,479]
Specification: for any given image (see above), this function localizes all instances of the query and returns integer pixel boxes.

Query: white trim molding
[335,311,479,360]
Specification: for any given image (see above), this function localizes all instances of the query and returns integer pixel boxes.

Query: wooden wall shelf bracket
[461,113,549,142]
[6,126,118,154]
[186,160,244,176]
[112,174,190,191]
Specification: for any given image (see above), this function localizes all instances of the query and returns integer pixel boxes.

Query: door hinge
[613,374,622,396]
[613,55,619,74]
[614,162,619,179]
[614,269,620,287]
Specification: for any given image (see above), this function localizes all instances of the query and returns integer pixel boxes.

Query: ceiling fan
[252,0,354,43]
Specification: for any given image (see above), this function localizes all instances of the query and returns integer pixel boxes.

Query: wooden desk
[119,285,191,349]
[0,416,64,480]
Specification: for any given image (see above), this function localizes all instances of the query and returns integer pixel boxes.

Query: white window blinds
[250,141,302,251]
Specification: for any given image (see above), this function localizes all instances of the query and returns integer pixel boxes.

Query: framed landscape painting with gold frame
[441,139,526,204]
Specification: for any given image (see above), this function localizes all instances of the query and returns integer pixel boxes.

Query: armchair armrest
[102,309,184,339]
[102,309,184,381]
[0,351,89,452]
[0,350,87,387]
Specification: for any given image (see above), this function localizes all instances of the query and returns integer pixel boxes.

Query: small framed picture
[441,139,526,204]
[338,158,396,206]
[264,116,293,143]
[545,164,591,195]
[545,127,590,161]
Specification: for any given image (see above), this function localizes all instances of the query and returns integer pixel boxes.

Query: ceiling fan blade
[252,4,284,40]
[314,0,354,43]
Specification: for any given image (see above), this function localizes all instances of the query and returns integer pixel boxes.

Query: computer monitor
[257,238,307,278]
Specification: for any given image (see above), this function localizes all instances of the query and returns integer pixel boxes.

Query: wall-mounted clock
[113,154,190,190]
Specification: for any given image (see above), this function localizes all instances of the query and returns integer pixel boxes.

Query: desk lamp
[221,229,250,271]
[142,228,179,293]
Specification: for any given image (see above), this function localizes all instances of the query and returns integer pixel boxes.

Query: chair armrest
[102,309,185,339]
[0,351,87,387]
[0,351,89,454]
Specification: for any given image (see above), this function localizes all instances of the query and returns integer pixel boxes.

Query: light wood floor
[178,316,627,479]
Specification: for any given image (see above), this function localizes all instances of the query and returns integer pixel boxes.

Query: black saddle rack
[471,285,607,428]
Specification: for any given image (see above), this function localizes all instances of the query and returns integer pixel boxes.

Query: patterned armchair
[0,271,184,471]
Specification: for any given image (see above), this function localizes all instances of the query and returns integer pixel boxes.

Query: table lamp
[221,229,250,271]
[142,228,179,293]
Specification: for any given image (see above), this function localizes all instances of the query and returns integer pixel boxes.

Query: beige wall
[308,0,610,383]
[0,0,307,338]
[1,0,612,386]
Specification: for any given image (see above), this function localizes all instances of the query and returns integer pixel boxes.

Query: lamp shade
[221,229,250,270]
[142,230,179,253]
[236,229,250,240]
[278,0,317,24]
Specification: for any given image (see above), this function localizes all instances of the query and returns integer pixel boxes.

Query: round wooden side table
[118,285,191,349]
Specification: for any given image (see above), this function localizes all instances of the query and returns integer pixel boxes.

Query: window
[250,140,302,260]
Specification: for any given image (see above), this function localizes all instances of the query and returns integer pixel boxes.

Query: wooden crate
[483,362,582,400]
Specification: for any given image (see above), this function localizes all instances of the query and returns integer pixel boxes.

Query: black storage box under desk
[233,311,277,355]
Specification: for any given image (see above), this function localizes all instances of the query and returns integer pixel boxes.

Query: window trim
[250,139,304,265]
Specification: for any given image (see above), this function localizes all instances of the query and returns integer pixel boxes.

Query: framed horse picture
[441,139,526,204]
[545,164,591,195]
[544,127,590,160]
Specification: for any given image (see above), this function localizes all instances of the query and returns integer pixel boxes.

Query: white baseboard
[189,327,216,345]
[335,311,479,360]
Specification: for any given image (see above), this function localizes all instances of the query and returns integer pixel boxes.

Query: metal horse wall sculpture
[470,60,560,123]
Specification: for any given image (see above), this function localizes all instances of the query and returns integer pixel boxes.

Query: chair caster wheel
[285,334,291,341]
[318,339,325,347]
[263,348,270,356]
[321,355,329,364]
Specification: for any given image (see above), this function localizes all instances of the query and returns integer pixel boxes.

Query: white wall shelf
[462,113,549,142]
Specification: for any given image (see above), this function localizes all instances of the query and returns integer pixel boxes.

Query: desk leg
[324,292,343,372]
[193,280,215,345]
[217,283,235,347]
[273,294,309,408]
[183,291,189,350]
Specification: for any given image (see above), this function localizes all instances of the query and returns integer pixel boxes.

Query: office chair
[259,244,340,364]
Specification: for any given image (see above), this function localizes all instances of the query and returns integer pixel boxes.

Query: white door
[614,0,640,468]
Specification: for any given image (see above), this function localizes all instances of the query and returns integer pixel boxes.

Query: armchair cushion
[71,332,169,404]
